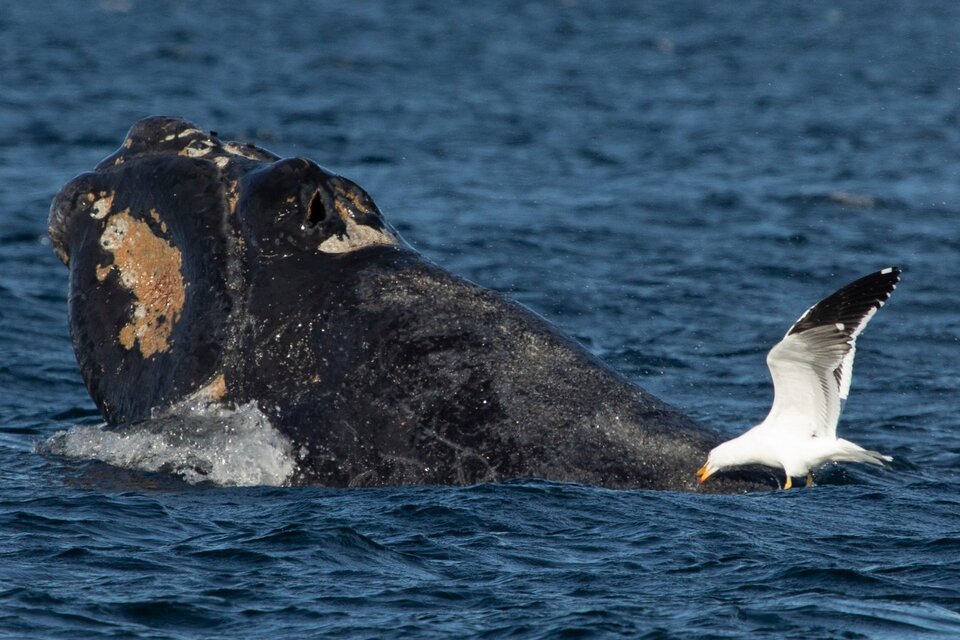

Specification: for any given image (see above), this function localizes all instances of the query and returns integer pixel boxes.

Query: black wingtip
[788,267,901,336]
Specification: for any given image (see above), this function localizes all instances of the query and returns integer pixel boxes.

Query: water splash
[39,401,298,486]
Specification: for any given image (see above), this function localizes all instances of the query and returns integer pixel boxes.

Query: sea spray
[39,401,298,486]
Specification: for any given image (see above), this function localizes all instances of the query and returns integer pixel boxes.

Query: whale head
[48,116,401,424]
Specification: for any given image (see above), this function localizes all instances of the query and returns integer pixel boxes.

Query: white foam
[40,401,298,486]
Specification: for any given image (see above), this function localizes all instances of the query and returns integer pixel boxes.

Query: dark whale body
[49,116,776,491]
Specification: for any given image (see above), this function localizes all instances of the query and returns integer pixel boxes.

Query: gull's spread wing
[761,267,900,439]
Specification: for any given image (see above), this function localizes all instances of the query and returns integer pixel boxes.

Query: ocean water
[2,1,960,637]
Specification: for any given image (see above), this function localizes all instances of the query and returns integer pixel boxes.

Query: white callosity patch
[90,193,114,219]
[178,139,217,158]
[162,128,204,142]
[221,142,263,160]
[99,214,128,251]
[40,402,298,486]
[318,216,397,253]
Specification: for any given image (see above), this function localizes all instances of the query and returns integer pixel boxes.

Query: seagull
[696,267,900,489]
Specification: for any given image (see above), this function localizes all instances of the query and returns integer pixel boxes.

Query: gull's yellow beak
[696,463,713,484]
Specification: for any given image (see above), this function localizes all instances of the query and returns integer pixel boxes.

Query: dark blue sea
[2,1,959,637]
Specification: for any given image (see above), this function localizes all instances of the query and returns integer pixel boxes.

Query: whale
[48,116,777,491]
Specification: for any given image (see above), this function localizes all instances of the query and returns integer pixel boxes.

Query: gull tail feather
[835,438,893,466]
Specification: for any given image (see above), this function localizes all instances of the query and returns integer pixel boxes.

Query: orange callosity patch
[98,209,185,358]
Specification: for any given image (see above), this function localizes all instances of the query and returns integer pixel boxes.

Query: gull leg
[783,476,792,490]
[805,472,814,488]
